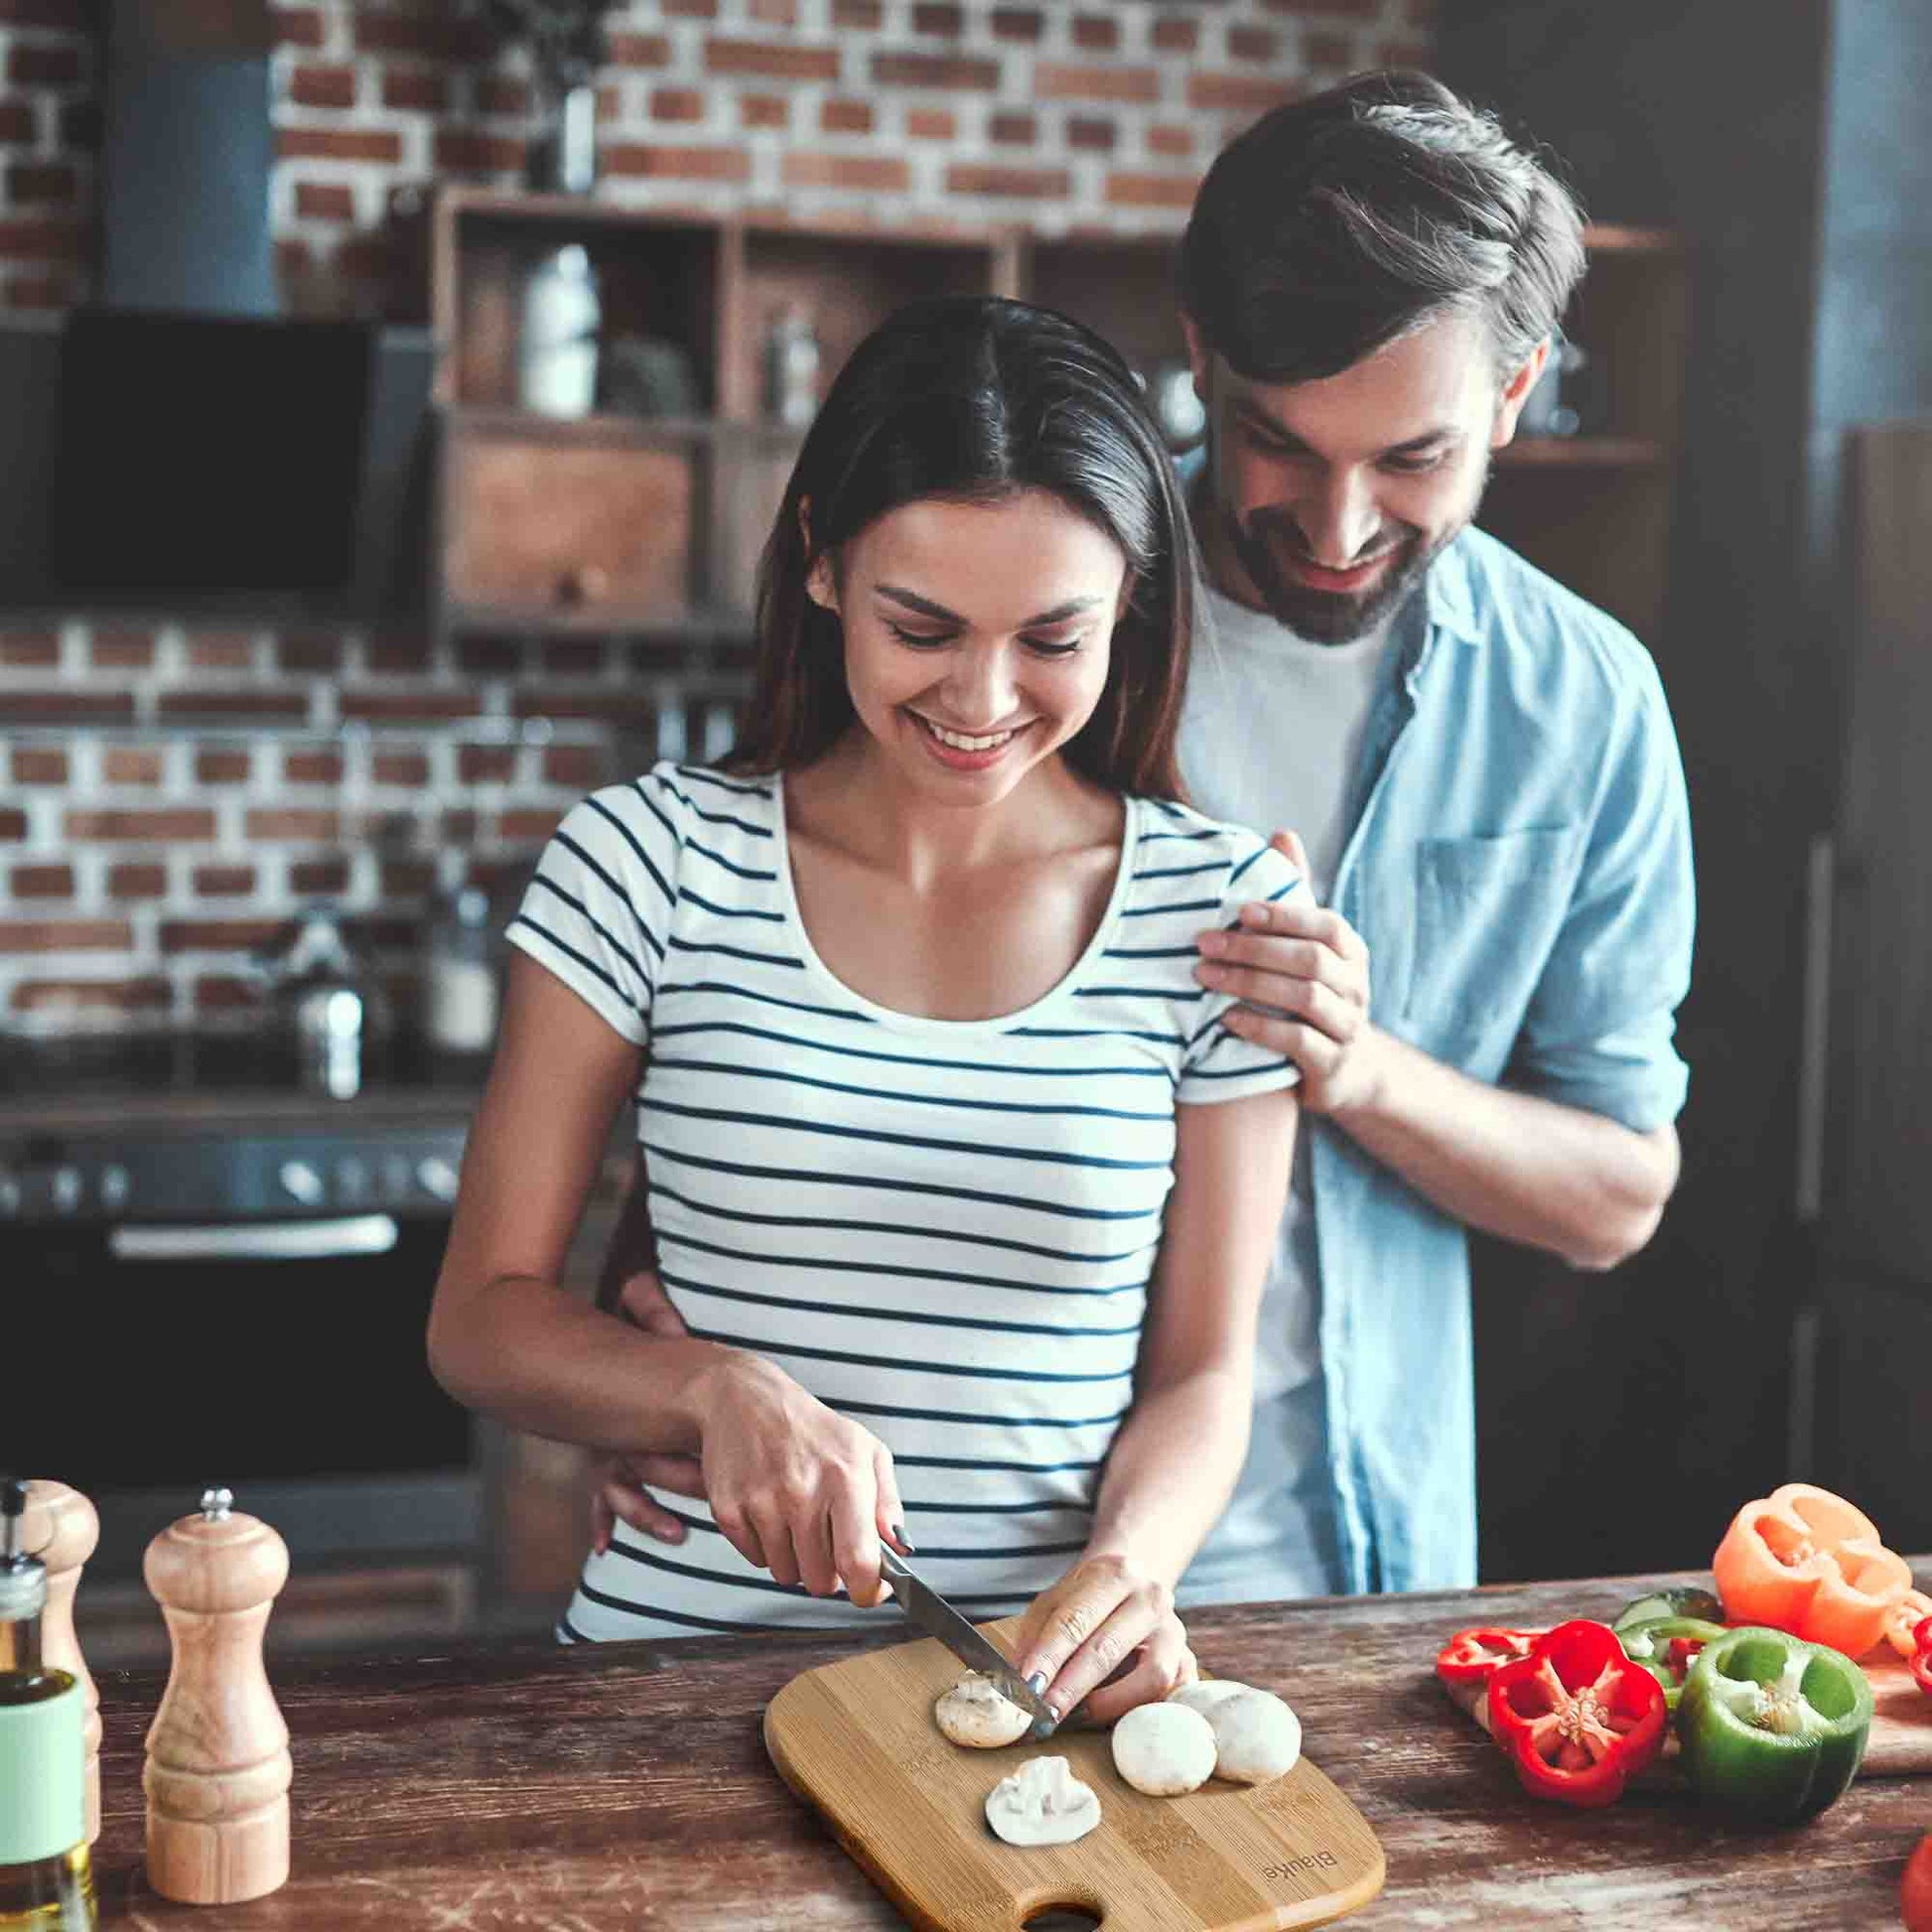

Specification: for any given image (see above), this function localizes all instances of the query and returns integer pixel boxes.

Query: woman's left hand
[1010,1552,1195,1727]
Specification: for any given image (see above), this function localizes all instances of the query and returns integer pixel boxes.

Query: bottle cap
[0,1479,48,1622]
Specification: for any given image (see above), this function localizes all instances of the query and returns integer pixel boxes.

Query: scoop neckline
[770,773,1142,1036]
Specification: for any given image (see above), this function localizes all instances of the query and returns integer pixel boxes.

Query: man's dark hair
[1178,69,1587,385]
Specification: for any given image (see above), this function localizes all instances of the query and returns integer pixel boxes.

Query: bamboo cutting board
[763,1615,1385,1932]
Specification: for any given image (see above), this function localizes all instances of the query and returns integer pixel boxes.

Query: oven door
[9,1211,478,1565]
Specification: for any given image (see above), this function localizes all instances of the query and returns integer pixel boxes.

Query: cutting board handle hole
[1021,1907,1102,1931]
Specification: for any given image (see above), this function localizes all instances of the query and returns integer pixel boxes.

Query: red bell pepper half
[1436,1626,1548,1687]
[1912,1615,1932,1700]
[1486,1619,1669,1807]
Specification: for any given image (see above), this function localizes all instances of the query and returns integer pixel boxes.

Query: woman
[427,296,1301,1727]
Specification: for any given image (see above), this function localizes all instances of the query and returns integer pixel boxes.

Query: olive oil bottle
[0,1480,92,1930]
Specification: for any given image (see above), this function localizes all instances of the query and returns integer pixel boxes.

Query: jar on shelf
[424,887,500,1057]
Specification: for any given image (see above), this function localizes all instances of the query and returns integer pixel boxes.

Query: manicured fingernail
[1027,1670,1048,1697]
[893,1523,914,1553]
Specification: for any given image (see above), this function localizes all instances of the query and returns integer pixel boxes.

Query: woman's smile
[906,708,1034,769]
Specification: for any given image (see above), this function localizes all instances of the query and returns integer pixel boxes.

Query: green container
[0,1673,84,1866]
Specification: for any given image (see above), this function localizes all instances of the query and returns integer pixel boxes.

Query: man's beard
[1219,456,1489,645]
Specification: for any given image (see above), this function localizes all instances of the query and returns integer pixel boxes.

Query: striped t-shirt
[507,759,1303,1642]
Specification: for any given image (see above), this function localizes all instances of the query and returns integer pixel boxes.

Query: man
[585,69,1694,1599]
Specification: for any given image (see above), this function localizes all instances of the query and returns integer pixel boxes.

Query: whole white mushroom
[1168,1679,1249,1717]
[1110,1700,1217,1796]
[1206,1687,1302,1785]
[934,1671,1035,1748]
[984,1755,1102,1847]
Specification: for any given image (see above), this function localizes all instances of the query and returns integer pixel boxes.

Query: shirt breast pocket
[1404,825,1582,1067]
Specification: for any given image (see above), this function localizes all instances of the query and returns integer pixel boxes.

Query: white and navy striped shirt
[507,760,1302,1642]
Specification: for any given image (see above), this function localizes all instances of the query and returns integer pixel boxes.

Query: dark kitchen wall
[0,0,1432,1035]
[1437,0,1932,1575]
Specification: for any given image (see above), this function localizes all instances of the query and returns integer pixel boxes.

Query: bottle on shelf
[0,1477,94,1931]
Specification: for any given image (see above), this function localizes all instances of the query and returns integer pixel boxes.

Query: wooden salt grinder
[143,1487,292,1905]
[21,1479,101,1845]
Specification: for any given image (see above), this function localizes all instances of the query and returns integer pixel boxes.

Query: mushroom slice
[1168,1678,1249,1717]
[1111,1701,1217,1796]
[935,1671,1035,1748]
[1206,1687,1302,1785]
[984,1755,1102,1847]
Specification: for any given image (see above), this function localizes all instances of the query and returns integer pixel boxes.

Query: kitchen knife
[879,1549,1057,1737]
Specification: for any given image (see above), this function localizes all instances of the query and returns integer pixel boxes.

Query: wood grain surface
[763,1613,1384,1932]
[77,1564,1932,1930]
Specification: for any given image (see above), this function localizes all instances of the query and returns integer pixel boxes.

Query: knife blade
[879,1549,1056,1736]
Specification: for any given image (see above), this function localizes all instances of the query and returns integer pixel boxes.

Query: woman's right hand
[691,1352,906,1609]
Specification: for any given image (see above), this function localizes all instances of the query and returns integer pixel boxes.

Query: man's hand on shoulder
[1194,829,1385,1117]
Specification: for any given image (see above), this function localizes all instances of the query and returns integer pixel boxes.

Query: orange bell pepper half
[1884,1587,1932,1658]
[1711,1483,1911,1657]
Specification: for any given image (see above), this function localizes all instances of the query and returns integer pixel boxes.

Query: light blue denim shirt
[1261,524,1695,1594]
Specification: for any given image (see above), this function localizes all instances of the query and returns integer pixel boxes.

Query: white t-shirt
[509,762,1304,1641]
[1173,586,1402,1606]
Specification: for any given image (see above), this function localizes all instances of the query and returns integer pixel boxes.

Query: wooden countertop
[85,1565,1930,1928]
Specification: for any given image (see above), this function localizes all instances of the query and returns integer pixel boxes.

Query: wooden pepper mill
[143,1487,292,1905]
[21,1479,101,1846]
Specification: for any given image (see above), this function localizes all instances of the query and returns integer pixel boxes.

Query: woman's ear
[799,495,838,612]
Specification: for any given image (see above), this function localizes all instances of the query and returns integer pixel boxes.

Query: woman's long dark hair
[723,296,1196,803]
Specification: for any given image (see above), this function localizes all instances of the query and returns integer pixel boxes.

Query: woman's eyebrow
[875,585,1103,625]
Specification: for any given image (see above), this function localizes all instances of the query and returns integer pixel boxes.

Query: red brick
[651,86,705,122]
[458,745,516,782]
[4,271,72,310]
[1304,31,1354,67]
[912,2,962,32]
[455,636,519,674]
[10,864,69,898]
[245,808,340,842]
[14,978,170,1014]
[441,808,479,843]
[379,857,436,897]
[784,152,910,193]
[284,749,344,783]
[0,627,56,665]
[989,110,1035,145]
[160,918,283,953]
[106,863,166,898]
[905,106,954,140]
[511,690,657,731]
[749,0,797,21]
[1147,123,1192,158]
[1106,171,1200,208]
[476,74,531,115]
[1067,116,1116,152]
[1228,25,1280,60]
[1379,37,1430,68]
[1072,15,1119,51]
[990,6,1041,40]
[277,127,403,164]
[339,689,482,723]
[195,976,262,1011]
[820,97,872,134]
[0,809,24,840]
[188,631,255,668]
[831,0,881,26]
[543,745,603,787]
[159,690,309,722]
[0,98,35,142]
[872,52,1000,89]
[278,633,343,672]
[294,180,355,222]
[195,749,252,784]
[381,67,447,113]
[1035,64,1159,102]
[290,857,350,894]
[1187,71,1300,112]
[0,919,131,953]
[352,8,489,58]
[193,865,256,898]
[276,238,313,281]
[0,691,134,723]
[5,43,80,86]
[603,143,751,184]
[705,37,838,81]
[434,130,525,174]
[663,0,716,14]
[274,7,326,47]
[1152,15,1199,52]
[289,62,355,108]
[499,808,565,844]
[365,629,430,672]
[0,215,87,261]
[0,0,91,24]
[6,162,75,206]
[91,630,154,668]
[1259,0,1373,11]
[12,749,65,783]
[540,639,606,676]
[372,749,429,785]
[69,809,215,841]
[101,748,162,785]
[740,93,789,129]
[607,31,670,67]
[946,162,1070,199]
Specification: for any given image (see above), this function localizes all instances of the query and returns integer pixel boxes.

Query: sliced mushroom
[984,1755,1102,1847]
[934,1671,1035,1748]
[1206,1687,1302,1785]
[1110,1700,1217,1796]
[1168,1678,1249,1717]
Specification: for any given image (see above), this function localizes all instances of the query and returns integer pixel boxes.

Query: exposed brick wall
[0,0,1434,1032]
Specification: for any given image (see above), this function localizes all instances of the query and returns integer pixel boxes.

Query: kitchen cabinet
[81,1562,1932,1927]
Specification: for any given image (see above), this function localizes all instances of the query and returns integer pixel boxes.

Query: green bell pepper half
[1677,1625,1872,1822]
[1616,1615,1727,1713]
[1612,1587,1725,1633]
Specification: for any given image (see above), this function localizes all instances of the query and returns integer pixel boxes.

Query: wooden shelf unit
[426,191,1686,646]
